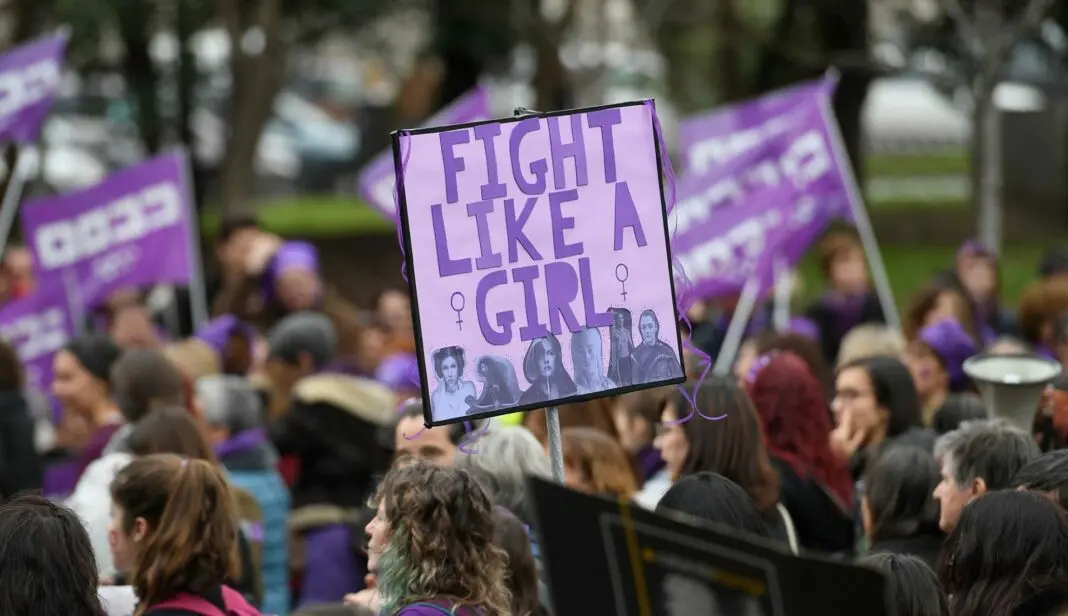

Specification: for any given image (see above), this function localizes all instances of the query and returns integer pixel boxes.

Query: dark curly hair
[372,461,511,615]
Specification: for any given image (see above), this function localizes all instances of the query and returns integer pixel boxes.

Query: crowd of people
[4,219,1068,615]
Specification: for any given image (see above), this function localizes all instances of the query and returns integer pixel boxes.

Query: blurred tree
[901,0,1058,253]
[635,0,873,175]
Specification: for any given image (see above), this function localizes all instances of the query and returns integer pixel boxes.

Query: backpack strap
[147,592,227,616]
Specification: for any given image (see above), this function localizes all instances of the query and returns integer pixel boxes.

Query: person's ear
[970,477,988,497]
[297,351,316,374]
[132,517,150,543]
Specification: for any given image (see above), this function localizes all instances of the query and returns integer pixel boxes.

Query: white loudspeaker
[962,353,1063,433]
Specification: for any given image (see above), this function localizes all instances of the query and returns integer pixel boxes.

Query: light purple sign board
[0,32,68,144]
[669,75,861,298]
[21,152,194,308]
[0,280,74,407]
[358,87,491,220]
[394,101,685,426]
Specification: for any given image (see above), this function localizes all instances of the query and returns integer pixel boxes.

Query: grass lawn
[208,196,1047,313]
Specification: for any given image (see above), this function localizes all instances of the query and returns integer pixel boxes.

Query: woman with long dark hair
[654,376,798,552]
[938,490,1068,616]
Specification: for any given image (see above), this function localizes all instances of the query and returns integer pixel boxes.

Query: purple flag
[0,280,74,403]
[0,32,68,144]
[21,151,195,307]
[357,86,491,220]
[670,75,860,298]
[394,100,683,425]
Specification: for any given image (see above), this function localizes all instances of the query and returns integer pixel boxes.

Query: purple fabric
[74,423,123,480]
[214,427,269,459]
[21,153,195,308]
[957,238,995,261]
[819,291,867,342]
[1036,344,1058,361]
[635,444,665,482]
[42,457,81,498]
[787,316,820,341]
[194,314,254,358]
[263,241,320,303]
[671,73,856,298]
[398,602,482,615]
[296,523,364,607]
[0,32,67,143]
[919,320,977,391]
[375,353,420,393]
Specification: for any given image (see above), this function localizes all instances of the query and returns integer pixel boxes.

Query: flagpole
[178,148,209,329]
[0,146,34,260]
[818,69,901,333]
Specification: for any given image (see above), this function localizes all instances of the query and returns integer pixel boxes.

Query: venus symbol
[615,263,629,301]
[450,292,466,331]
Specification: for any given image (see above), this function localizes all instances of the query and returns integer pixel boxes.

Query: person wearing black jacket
[0,339,41,501]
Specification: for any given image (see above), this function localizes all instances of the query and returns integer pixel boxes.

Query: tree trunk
[115,0,162,153]
[973,79,1002,253]
[175,0,206,207]
[713,0,743,102]
[217,0,285,214]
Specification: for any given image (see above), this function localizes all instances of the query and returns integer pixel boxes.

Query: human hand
[829,411,867,460]
[344,588,381,611]
[244,234,282,276]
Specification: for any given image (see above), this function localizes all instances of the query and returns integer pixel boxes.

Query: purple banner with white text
[395,101,684,425]
[0,31,68,144]
[21,152,195,308]
[0,280,74,408]
[670,74,860,298]
[358,86,491,220]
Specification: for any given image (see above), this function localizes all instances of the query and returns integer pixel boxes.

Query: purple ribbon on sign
[643,100,721,426]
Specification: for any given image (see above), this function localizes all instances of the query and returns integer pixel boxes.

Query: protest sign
[0,31,68,144]
[527,477,888,616]
[358,87,491,219]
[0,280,74,405]
[670,76,857,298]
[21,151,195,308]
[394,101,684,425]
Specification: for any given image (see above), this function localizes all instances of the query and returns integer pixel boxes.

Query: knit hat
[194,314,255,358]
[267,312,337,369]
[63,334,121,385]
[918,319,978,392]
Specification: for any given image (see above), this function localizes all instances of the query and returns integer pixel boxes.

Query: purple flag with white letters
[20,152,195,307]
[0,31,68,144]
[670,74,861,298]
[358,86,491,220]
[0,280,74,404]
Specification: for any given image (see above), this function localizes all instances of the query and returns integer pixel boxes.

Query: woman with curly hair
[746,352,855,554]
[345,461,511,615]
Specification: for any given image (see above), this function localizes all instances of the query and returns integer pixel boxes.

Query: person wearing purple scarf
[933,239,1017,345]
[613,388,668,483]
[804,231,886,366]
[905,319,978,426]
[1018,277,1068,364]
[194,314,257,375]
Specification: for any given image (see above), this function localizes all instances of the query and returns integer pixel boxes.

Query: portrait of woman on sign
[632,309,683,383]
[518,334,577,407]
[429,345,476,419]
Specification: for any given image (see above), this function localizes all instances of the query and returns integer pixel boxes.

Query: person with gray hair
[263,311,338,416]
[456,426,554,615]
[933,418,1039,533]
[455,426,552,526]
[197,374,292,616]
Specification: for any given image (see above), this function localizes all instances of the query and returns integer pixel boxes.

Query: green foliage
[200,196,393,237]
